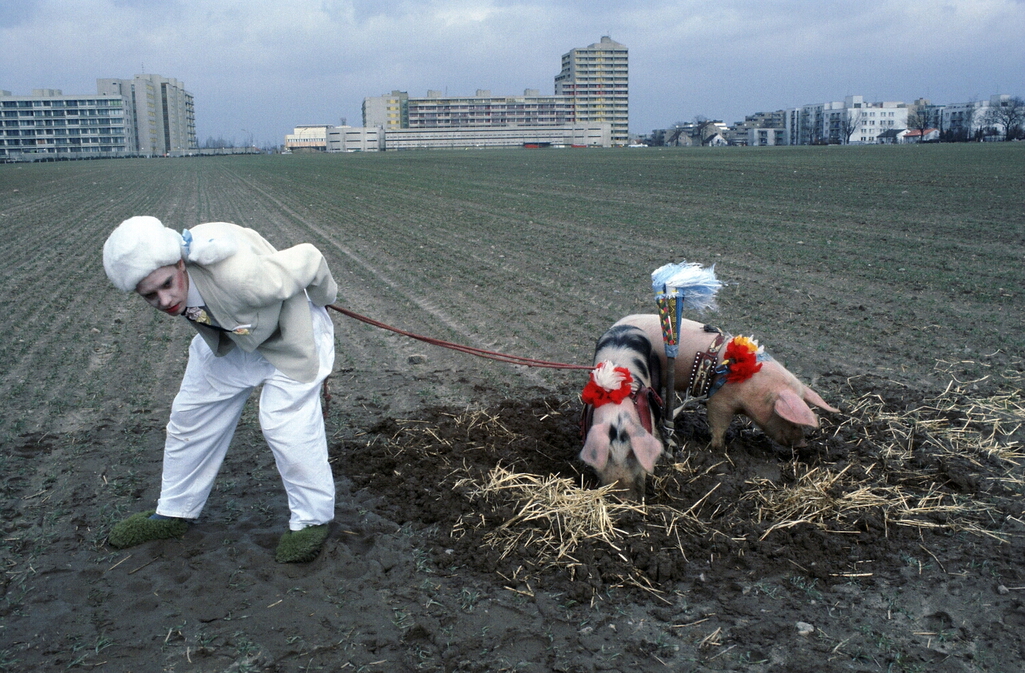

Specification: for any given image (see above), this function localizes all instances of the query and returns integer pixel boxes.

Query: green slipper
[275,524,329,563]
[108,510,190,549]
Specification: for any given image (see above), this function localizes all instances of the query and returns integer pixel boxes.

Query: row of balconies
[568,63,628,69]
[409,104,571,111]
[554,86,628,94]
[0,100,121,109]
[409,118,570,125]
[407,112,570,120]
[1,128,123,137]
[3,118,124,127]
[2,109,123,118]
[1,136,124,145]
[0,147,129,156]
[559,84,628,89]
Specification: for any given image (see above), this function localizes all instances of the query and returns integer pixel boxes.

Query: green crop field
[2,143,1021,444]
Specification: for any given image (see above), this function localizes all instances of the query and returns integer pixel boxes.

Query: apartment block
[784,96,907,145]
[555,36,629,144]
[363,89,574,129]
[0,89,130,160]
[356,87,608,149]
[97,74,197,156]
[728,111,787,146]
[357,36,628,149]
[942,95,1016,139]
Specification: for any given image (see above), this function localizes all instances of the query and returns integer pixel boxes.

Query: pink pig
[580,314,839,499]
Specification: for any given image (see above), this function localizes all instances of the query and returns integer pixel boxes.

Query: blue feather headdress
[651,262,724,358]
[651,261,723,313]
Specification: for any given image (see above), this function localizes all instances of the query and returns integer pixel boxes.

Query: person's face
[136,260,188,316]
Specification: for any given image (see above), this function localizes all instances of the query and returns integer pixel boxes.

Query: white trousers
[156,304,336,531]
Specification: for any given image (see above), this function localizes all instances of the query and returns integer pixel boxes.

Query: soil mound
[333,379,1025,607]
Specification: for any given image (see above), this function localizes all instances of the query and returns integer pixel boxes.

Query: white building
[941,94,1017,140]
[290,121,610,152]
[411,89,574,128]
[785,96,907,145]
[737,127,787,146]
[0,89,130,160]
[846,98,906,144]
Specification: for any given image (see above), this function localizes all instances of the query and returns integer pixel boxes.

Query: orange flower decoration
[723,335,763,383]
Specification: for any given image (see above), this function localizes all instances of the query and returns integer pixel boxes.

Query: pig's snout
[595,461,647,501]
[580,414,662,501]
[760,415,810,448]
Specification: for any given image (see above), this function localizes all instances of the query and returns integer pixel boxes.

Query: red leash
[326,304,593,370]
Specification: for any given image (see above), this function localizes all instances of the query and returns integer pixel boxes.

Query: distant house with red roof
[901,128,940,143]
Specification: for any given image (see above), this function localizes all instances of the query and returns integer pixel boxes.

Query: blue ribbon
[180,228,193,258]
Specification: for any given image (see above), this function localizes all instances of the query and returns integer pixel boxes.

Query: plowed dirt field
[1,145,1023,672]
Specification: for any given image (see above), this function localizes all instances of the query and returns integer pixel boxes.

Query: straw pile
[743,381,1022,542]
[454,467,642,565]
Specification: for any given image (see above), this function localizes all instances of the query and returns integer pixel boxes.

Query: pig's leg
[706,398,733,449]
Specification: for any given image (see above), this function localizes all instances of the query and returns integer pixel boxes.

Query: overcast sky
[2,0,1023,145]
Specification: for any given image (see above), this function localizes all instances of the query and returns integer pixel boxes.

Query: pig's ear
[774,389,819,428]
[580,423,611,471]
[627,427,663,472]
[802,386,840,413]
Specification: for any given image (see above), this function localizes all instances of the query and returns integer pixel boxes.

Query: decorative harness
[686,327,729,399]
[579,325,752,441]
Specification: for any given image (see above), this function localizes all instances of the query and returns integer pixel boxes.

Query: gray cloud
[2,0,1022,144]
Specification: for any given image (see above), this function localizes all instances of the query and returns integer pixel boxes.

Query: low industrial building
[379,123,610,150]
[284,125,331,152]
[326,126,381,152]
[290,121,610,152]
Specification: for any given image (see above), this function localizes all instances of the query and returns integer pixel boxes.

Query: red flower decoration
[723,335,763,383]
[581,361,634,407]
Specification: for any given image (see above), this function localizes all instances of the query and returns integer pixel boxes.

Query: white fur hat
[103,217,240,292]
[103,216,184,292]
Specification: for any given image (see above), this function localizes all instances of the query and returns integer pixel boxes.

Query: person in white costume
[102,216,338,563]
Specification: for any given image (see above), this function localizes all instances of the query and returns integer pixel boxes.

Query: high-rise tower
[97,74,196,155]
[555,36,628,144]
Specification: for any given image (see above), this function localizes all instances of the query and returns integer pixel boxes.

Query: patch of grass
[459,587,482,613]
[789,575,824,602]
[748,579,781,598]
[0,649,19,673]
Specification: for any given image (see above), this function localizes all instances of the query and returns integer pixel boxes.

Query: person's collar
[185,270,205,307]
